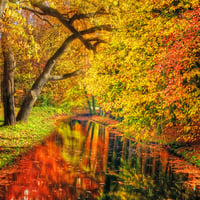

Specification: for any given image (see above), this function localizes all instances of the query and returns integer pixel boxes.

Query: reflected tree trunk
[103,127,109,171]
[137,143,142,170]
[144,147,151,175]
[80,121,92,157]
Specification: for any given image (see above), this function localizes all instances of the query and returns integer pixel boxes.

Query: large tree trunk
[1,31,16,125]
[16,34,77,122]
[16,2,110,122]
[16,73,48,122]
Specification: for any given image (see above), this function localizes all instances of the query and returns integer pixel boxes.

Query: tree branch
[34,12,54,26]
[80,25,112,35]
[21,5,45,15]
[44,27,107,75]
[69,8,108,24]
[86,37,107,53]
[42,34,78,75]
[21,5,55,26]
[48,69,81,81]
[69,13,95,24]
[30,1,93,49]
[29,1,111,51]
[86,37,107,43]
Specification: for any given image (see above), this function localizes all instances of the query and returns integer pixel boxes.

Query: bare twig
[34,12,54,26]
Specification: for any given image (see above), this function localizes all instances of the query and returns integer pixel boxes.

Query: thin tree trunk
[84,91,92,115]
[1,31,16,125]
[92,95,96,115]
[99,107,102,116]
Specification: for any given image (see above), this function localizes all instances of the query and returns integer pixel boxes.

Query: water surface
[0,119,200,199]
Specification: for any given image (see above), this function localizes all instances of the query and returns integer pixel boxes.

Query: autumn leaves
[85,0,200,138]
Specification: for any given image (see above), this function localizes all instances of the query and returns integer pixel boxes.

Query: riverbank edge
[0,106,69,169]
[88,114,200,169]
[0,109,199,170]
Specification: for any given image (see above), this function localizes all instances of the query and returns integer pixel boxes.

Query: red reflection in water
[0,121,110,200]
[0,120,200,199]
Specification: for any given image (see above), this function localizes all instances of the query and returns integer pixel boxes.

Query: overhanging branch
[80,25,112,35]
[29,1,111,52]
[34,12,54,26]
[40,33,78,76]
[86,37,107,43]
[69,8,108,24]
[21,5,45,15]
[21,6,54,26]
[48,69,81,81]
[30,1,93,50]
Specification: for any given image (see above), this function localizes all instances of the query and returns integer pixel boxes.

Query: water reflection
[0,119,200,200]
[103,141,200,200]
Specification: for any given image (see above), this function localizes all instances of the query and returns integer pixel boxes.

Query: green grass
[0,106,65,169]
[0,106,4,126]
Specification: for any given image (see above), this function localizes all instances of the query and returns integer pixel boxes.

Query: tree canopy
[84,0,200,139]
[0,0,199,142]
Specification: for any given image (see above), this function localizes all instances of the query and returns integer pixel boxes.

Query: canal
[0,118,200,199]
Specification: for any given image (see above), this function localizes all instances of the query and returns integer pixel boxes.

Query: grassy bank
[0,106,65,169]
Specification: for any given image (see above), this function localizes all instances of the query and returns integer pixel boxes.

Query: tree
[1,3,17,125]
[1,25,16,125]
[0,0,111,123]
[16,0,111,122]
[0,0,38,125]
[152,6,200,139]
[85,0,199,139]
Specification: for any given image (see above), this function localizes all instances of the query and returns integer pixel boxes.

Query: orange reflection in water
[134,143,200,190]
[1,120,200,199]
[0,121,110,200]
